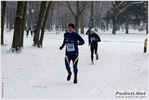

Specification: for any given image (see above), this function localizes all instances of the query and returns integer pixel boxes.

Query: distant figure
[103,25,105,31]
[95,26,98,32]
[88,28,101,65]
[30,26,34,37]
[138,25,143,31]
[121,25,124,32]
[55,25,60,34]
[26,25,30,37]
[65,26,68,33]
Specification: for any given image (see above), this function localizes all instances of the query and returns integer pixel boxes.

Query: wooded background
[1,1,148,52]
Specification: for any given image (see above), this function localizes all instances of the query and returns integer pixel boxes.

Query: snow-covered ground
[1,28,148,99]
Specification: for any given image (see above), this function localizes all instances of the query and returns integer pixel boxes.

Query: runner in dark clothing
[89,28,101,64]
[86,27,92,46]
[59,23,85,84]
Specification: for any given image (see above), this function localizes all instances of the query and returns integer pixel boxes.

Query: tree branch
[115,1,143,18]
[59,1,70,8]
[84,11,91,19]
[66,1,76,16]
[78,1,87,16]
[115,1,124,9]
[112,1,116,7]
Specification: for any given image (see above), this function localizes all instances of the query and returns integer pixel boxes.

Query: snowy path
[1,29,148,99]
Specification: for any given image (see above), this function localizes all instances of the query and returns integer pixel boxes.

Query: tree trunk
[117,22,120,31]
[75,15,79,33]
[112,17,117,34]
[106,21,109,30]
[146,1,148,34]
[49,3,55,31]
[9,7,12,31]
[80,8,84,34]
[13,8,16,29]
[112,2,117,35]
[11,1,25,52]
[125,11,129,34]
[62,4,65,31]
[33,1,47,47]
[6,14,8,28]
[90,1,94,27]
[39,1,52,47]
[49,14,53,31]
[20,1,27,47]
[48,9,53,31]
[1,1,6,45]
[75,1,79,33]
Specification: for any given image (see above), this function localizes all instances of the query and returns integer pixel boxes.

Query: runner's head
[68,23,75,34]
[91,28,95,34]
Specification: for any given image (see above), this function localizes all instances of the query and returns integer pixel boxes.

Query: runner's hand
[59,46,63,50]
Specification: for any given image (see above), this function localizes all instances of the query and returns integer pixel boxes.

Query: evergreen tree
[103,1,145,34]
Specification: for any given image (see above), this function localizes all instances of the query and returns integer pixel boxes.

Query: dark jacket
[61,32,85,55]
[89,33,101,47]
[86,29,91,35]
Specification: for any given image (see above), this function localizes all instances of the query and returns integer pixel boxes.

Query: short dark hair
[68,23,75,29]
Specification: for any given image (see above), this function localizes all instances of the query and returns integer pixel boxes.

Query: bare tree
[80,5,84,34]
[39,1,52,47]
[1,1,6,45]
[125,11,129,34]
[84,1,108,29]
[21,1,27,47]
[90,1,94,27]
[33,1,47,47]
[146,1,148,34]
[49,2,56,31]
[11,1,25,52]
[5,2,17,31]
[66,1,87,33]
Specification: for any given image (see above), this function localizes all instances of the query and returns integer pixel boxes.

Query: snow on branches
[112,1,144,19]
[16,15,23,19]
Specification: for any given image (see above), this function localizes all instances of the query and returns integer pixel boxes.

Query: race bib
[67,43,75,52]
[91,37,95,42]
